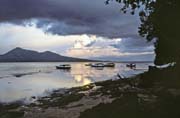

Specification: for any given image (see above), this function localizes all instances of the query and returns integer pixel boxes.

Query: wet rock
[168,89,180,96]
[137,94,157,102]
[31,96,36,99]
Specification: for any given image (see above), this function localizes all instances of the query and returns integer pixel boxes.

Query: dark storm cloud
[94,54,155,62]
[111,36,155,53]
[0,0,140,38]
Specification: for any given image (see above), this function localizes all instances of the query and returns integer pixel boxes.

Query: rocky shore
[0,75,143,118]
[1,66,180,118]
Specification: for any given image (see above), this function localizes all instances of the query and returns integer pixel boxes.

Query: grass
[0,111,24,118]
[0,103,24,118]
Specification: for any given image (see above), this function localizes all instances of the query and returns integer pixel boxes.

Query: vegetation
[79,1,180,117]
[107,0,180,66]
[79,65,180,118]
[0,103,24,118]
[105,0,180,90]
[1,0,180,118]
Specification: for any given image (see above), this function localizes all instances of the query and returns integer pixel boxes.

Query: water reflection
[0,62,152,103]
[74,74,92,86]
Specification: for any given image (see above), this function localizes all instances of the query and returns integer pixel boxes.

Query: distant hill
[0,47,92,62]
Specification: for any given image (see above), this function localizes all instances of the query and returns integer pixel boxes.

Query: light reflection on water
[0,62,152,103]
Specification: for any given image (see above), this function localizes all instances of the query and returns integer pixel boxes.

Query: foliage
[107,0,180,65]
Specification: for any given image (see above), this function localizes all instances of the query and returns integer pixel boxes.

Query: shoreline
[1,66,179,118]
[0,75,145,118]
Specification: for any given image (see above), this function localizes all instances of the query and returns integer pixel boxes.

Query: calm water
[0,62,153,103]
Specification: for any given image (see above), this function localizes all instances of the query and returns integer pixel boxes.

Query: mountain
[0,47,92,62]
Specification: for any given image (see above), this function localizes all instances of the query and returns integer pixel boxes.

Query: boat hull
[56,66,71,70]
[126,64,136,68]
[91,63,105,67]
[104,63,115,67]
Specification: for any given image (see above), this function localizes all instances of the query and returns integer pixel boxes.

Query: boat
[126,63,136,68]
[56,64,71,69]
[85,63,92,66]
[91,63,105,67]
[104,63,115,67]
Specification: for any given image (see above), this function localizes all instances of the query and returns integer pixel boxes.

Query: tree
[107,0,180,66]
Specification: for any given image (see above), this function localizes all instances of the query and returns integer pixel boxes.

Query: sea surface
[0,62,153,103]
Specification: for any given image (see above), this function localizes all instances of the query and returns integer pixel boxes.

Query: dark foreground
[0,65,180,118]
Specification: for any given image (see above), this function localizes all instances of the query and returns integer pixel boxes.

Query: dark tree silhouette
[79,2,180,118]
[107,0,180,66]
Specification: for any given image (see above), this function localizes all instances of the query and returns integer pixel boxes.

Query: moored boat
[91,63,105,67]
[126,63,136,68]
[56,64,71,69]
[104,63,115,67]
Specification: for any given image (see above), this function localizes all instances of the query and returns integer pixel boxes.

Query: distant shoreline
[0,61,153,63]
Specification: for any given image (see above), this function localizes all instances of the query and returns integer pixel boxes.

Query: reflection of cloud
[74,74,92,85]
[74,75,83,82]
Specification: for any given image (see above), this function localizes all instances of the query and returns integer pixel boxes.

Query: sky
[0,0,155,61]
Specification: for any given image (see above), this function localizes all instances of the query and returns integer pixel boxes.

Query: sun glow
[74,74,92,85]
[0,21,154,61]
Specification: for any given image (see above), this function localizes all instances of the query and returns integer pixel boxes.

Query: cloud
[0,0,140,38]
[0,22,155,61]
[111,37,155,53]
[0,0,155,61]
[95,54,155,61]
[0,23,95,54]
[67,45,154,59]
[66,36,155,60]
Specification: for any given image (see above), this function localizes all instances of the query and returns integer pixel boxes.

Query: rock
[168,89,180,96]
[32,96,36,99]
[148,66,157,71]
[137,94,157,102]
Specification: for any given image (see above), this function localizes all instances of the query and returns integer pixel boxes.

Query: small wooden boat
[56,64,71,70]
[104,63,115,67]
[91,63,105,67]
[126,63,136,68]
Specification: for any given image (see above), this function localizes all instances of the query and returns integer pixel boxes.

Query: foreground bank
[0,65,180,118]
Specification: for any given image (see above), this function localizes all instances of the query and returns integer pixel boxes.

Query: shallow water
[0,62,152,103]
